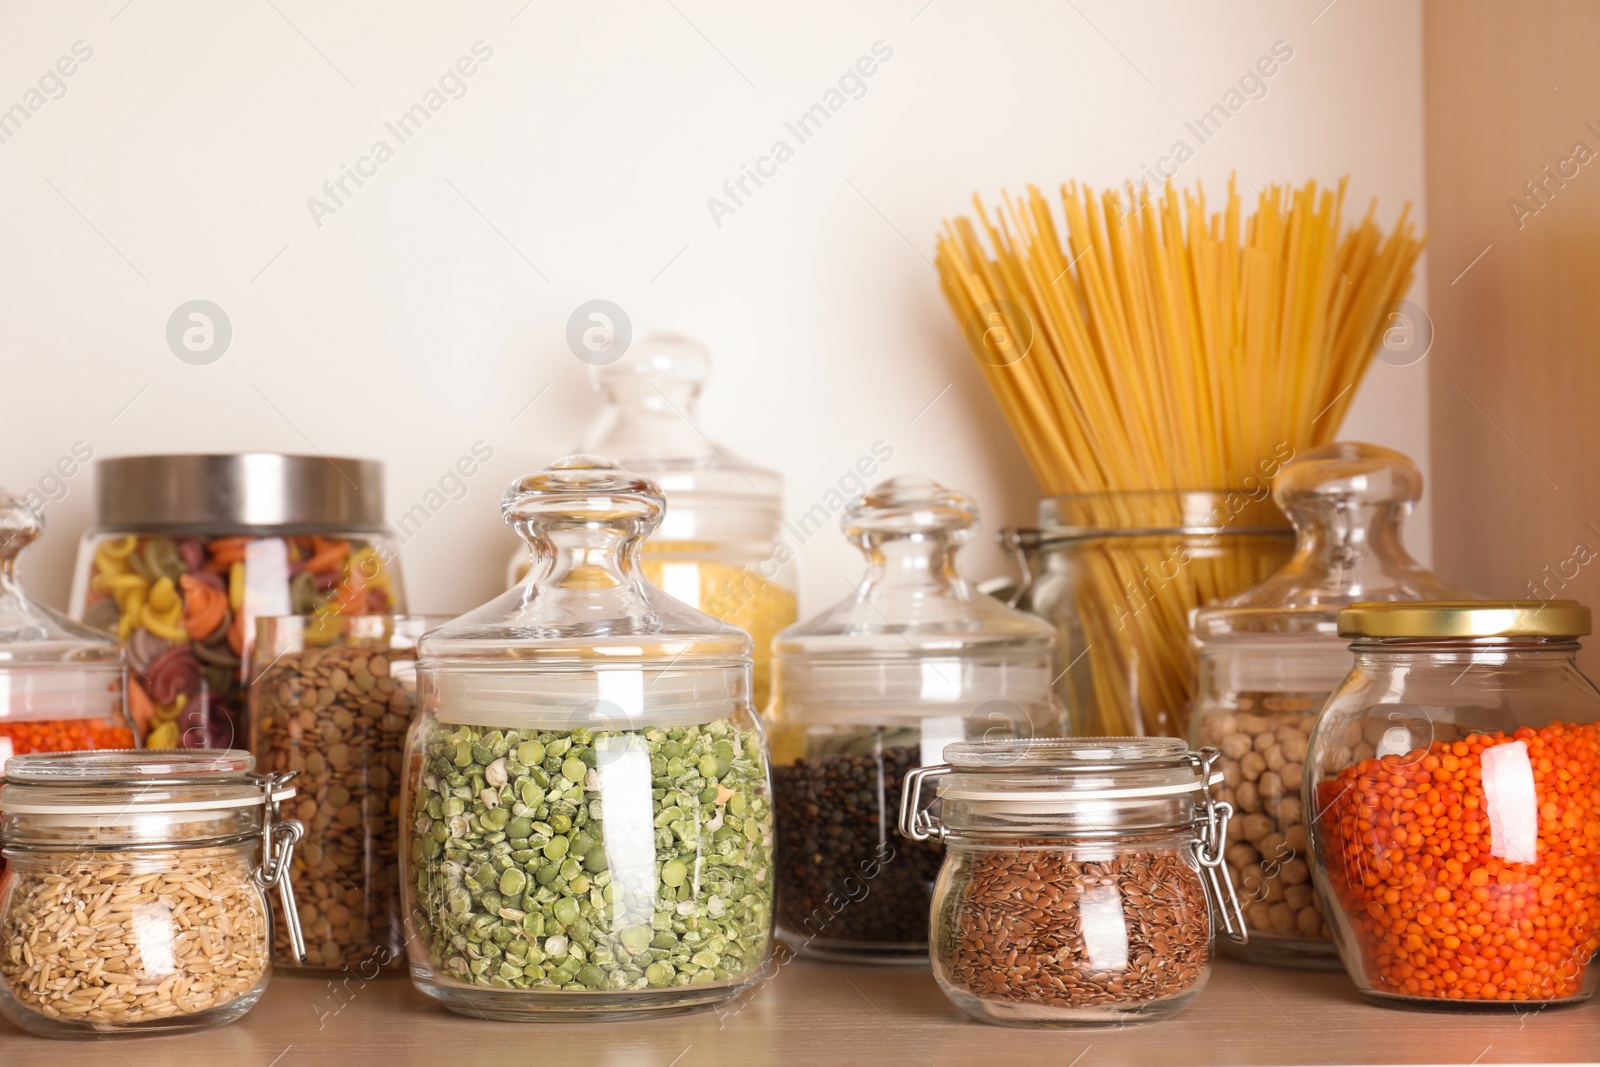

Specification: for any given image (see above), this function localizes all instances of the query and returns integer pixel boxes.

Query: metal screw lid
[93,453,385,532]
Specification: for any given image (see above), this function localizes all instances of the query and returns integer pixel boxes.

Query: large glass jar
[768,476,1061,963]
[1009,489,1293,738]
[0,750,305,1037]
[1307,600,1600,1009]
[1189,443,1472,965]
[71,454,405,750]
[507,335,798,711]
[405,456,774,1020]
[901,738,1246,1028]
[249,613,444,974]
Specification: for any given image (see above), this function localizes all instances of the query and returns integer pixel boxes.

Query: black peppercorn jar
[901,738,1247,1028]
[768,477,1063,963]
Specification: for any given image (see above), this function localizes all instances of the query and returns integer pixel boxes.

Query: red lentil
[1317,720,1600,1002]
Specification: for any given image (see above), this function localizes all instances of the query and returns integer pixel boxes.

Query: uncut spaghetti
[936,178,1424,737]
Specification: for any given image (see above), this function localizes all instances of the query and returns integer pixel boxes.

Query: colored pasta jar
[901,738,1247,1028]
[0,489,135,880]
[70,455,405,750]
[1306,600,1600,1009]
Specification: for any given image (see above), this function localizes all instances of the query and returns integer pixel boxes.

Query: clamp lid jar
[900,738,1244,1028]
[0,749,305,1037]
[767,476,1061,963]
[405,456,774,1021]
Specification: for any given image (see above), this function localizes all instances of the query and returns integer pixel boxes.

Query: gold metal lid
[1337,599,1591,638]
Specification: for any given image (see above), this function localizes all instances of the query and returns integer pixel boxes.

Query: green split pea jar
[400,456,775,1020]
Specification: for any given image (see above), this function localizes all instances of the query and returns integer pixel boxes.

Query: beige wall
[0,0,1429,619]
[1423,0,1600,671]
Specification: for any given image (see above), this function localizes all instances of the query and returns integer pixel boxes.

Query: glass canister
[901,738,1246,1028]
[507,334,798,712]
[71,454,405,751]
[405,455,774,1020]
[1307,600,1600,1009]
[768,476,1062,963]
[249,613,444,974]
[0,750,305,1037]
[1189,443,1473,965]
[0,489,134,779]
[1010,489,1293,739]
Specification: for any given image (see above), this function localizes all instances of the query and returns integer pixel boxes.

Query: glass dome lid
[0,489,122,668]
[582,333,780,541]
[776,476,1056,659]
[1194,442,1474,642]
[421,456,751,669]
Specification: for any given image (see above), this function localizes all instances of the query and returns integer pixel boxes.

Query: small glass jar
[71,454,405,750]
[901,738,1246,1028]
[405,456,774,1021]
[0,490,136,880]
[1007,489,1293,738]
[249,613,444,974]
[769,476,1062,963]
[0,750,305,1037]
[1308,600,1600,1009]
[1189,443,1472,965]
[507,335,798,711]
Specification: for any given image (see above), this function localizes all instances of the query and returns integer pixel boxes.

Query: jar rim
[1,748,253,783]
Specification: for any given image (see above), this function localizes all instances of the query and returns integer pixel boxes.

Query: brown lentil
[251,643,417,971]
[936,845,1210,1011]
[0,850,269,1025]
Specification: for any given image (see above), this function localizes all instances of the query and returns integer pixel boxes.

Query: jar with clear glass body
[1007,489,1292,739]
[1306,601,1600,1009]
[406,456,774,1021]
[1188,443,1473,966]
[506,335,798,711]
[901,738,1246,1028]
[768,476,1061,963]
[0,750,305,1037]
[71,454,405,750]
[249,613,446,973]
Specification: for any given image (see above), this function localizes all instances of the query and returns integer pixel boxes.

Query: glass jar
[768,476,1062,963]
[1189,443,1473,966]
[249,613,444,974]
[507,334,798,711]
[901,738,1246,1028]
[1008,489,1292,738]
[405,456,774,1020]
[1307,600,1600,1009]
[71,454,405,750]
[0,750,305,1037]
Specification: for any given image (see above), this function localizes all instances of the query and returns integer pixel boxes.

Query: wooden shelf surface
[2,955,1596,1065]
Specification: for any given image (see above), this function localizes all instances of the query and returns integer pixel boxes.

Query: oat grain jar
[0,750,306,1037]
[902,738,1246,1028]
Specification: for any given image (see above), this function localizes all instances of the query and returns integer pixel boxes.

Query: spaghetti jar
[507,335,797,711]
[71,454,405,750]
[1307,600,1600,1009]
[768,476,1062,963]
[0,750,305,1037]
[901,738,1246,1028]
[1189,443,1471,965]
[0,489,134,880]
[405,456,774,1020]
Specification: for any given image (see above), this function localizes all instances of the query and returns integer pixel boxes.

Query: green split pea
[407,718,774,993]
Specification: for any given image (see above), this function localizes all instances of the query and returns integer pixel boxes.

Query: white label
[0,737,12,773]
[1482,740,1539,865]
[919,715,966,767]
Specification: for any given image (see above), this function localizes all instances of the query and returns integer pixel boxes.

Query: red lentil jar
[900,738,1247,1028]
[1306,600,1600,1009]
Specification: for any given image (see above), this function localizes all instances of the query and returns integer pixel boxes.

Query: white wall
[0,0,1432,620]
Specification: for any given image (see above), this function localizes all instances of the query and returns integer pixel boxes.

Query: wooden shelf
[3,955,1596,1064]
